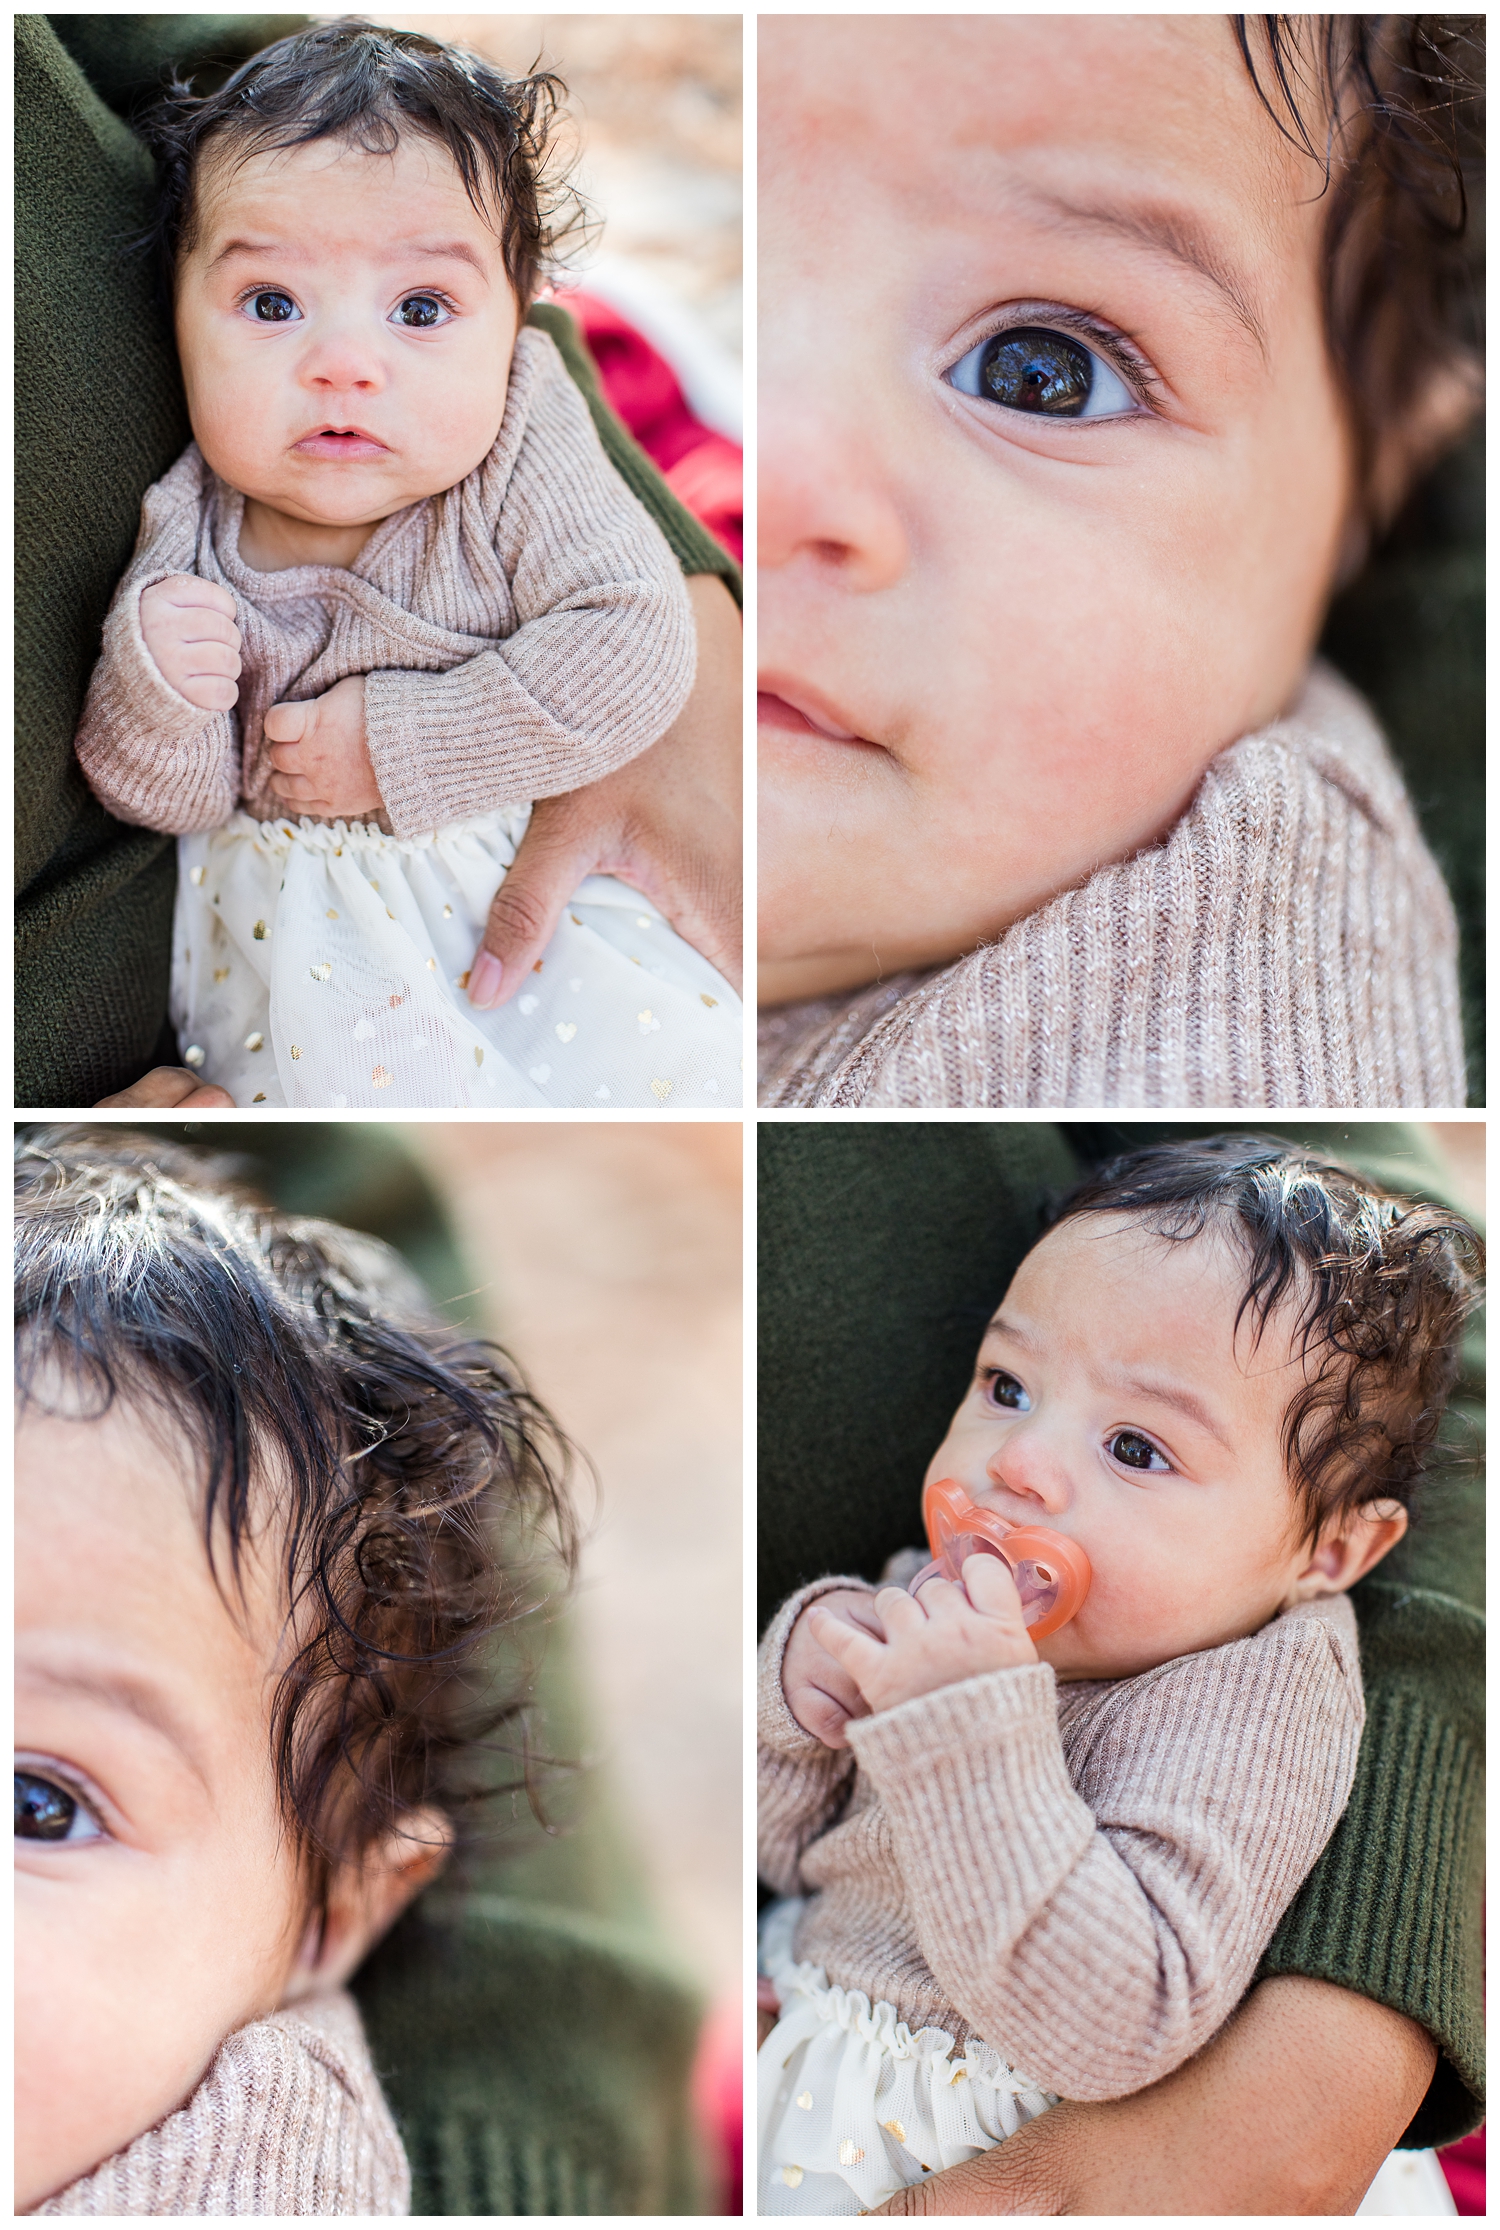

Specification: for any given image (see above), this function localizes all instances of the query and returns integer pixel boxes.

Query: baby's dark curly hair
[1233,16,1484,545]
[1047,1133,1484,1539]
[15,1126,579,1917]
[134,15,589,308]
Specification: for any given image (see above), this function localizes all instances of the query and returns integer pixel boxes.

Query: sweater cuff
[758,1575,877,1758]
[108,574,228,742]
[847,1660,1059,1780]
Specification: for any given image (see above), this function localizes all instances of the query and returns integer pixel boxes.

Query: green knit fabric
[113,1121,708,2212]
[758,1119,1484,2147]
[16,15,739,1108]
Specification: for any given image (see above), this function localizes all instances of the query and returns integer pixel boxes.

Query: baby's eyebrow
[20,1661,212,1792]
[1019,186,1270,361]
[1109,1370,1235,1452]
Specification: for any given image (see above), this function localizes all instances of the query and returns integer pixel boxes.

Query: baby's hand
[809,1554,1038,1717]
[781,1588,887,1749]
[138,576,241,712]
[265,675,384,821]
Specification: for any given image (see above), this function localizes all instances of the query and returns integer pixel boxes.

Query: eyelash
[949,304,1163,413]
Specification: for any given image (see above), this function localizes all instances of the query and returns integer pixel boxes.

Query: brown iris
[979,328,1094,415]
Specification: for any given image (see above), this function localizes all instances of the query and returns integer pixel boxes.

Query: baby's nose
[300,332,384,393]
[986,1430,1071,1514]
[759,402,909,591]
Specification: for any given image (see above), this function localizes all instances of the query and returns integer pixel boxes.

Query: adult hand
[93,1067,235,1110]
[138,577,241,712]
[468,573,742,1009]
[265,675,383,821]
[782,1588,887,1748]
[872,1976,1437,2214]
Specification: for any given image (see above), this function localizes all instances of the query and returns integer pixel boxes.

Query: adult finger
[469,808,593,1009]
[94,1066,235,1109]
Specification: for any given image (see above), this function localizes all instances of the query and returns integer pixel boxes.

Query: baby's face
[15,1400,307,2209]
[174,131,520,539]
[759,17,1353,1001]
[926,1216,1336,1682]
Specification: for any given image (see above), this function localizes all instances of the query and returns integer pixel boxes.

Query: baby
[757,1135,1481,2213]
[757,16,1480,1107]
[74,19,741,1111]
[16,1127,576,2213]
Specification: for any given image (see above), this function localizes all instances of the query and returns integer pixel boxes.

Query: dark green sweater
[759,1119,1484,2148]
[15,14,739,1108]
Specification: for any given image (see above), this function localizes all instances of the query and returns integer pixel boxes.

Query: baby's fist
[781,1588,886,1749]
[139,576,241,712]
[265,675,384,821]
[812,1554,1038,1717]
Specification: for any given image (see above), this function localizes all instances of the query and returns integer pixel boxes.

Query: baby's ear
[281,1807,454,2002]
[1355,354,1484,566]
[1286,1499,1408,1602]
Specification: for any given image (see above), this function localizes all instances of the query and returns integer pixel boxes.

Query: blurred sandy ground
[329,14,743,358]
[402,1122,742,2009]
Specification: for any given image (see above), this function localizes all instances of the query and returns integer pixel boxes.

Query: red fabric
[566,290,742,562]
[1440,2127,1484,2215]
[690,1996,743,2214]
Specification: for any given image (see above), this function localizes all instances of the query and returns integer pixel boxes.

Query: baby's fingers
[264,701,310,744]
[962,1551,1028,1622]
[147,574,239,620]
[807,1603,886,1688]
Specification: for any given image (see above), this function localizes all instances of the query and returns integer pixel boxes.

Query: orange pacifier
[907,1477,1092,1640]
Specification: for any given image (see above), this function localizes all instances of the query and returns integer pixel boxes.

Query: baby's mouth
[757,683,867,743]
[293,427,390,460]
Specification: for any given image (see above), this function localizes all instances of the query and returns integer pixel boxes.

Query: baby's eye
[245,290,300,324]
[1109,1430,1169,1473]
[946,325,1137,419]
[985,1370,1032,1413]
[14,1769,104,1844]
[391,294,451,330]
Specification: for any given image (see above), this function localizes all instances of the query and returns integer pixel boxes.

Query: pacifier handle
[916,1477,1092,1640]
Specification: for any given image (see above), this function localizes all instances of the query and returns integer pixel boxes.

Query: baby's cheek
[14,1821,304,2205]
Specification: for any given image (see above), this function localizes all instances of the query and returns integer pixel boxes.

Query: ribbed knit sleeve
[72,447,241,834]
[758,1577,875,1895]
[32,1990,409,2215]
[844,1598,1364,2100]
[363,329,697,837]
[758,663,1464,1109]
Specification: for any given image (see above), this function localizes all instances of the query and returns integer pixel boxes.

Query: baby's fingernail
[468,950,504,1009]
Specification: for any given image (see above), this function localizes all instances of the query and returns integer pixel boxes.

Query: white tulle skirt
[758,1903,1055,2216]
[170,809,742,1109]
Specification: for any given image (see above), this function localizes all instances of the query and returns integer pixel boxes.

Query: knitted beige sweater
[75,327,696,841]
[31,1989,407,2216]
[759,1573,1363,2100]
[757,663,1463,1108]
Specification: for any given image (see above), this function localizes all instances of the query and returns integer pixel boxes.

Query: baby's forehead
[993,1214,1306,1376]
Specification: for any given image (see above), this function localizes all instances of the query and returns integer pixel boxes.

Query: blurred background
[402,1120,742,2025]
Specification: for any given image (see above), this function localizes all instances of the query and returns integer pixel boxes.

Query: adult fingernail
[469,950,504,1008]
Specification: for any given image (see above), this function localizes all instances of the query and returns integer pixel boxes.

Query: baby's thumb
[263,699,307,743]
